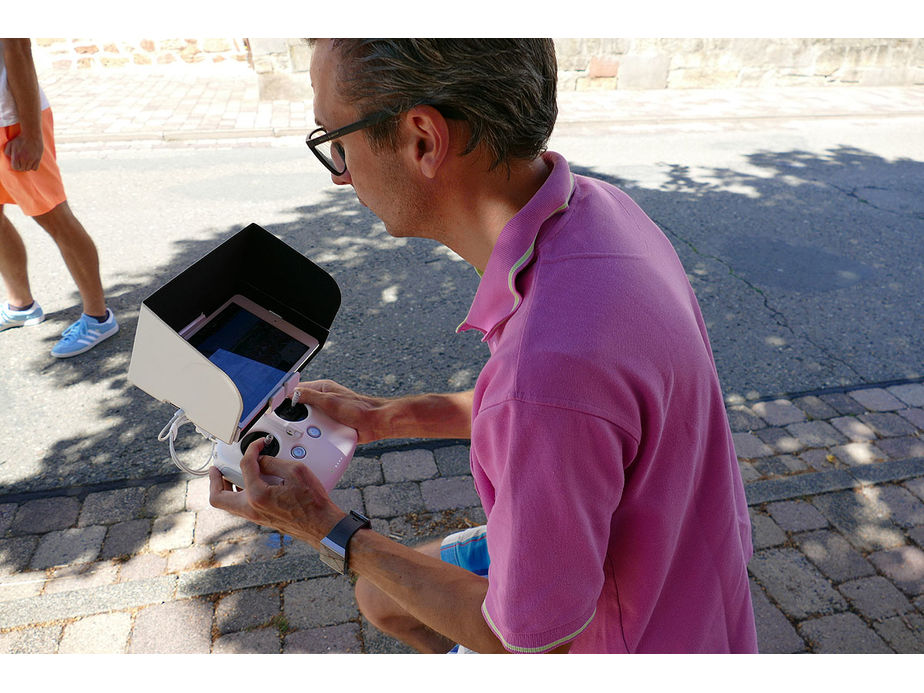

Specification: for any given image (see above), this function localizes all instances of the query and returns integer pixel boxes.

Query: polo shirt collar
[458,151,576,340]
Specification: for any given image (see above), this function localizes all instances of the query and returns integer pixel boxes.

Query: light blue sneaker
[0,302,45,331]
[51,309,119,358]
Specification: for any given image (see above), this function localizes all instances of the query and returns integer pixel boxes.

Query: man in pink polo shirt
[210,39,758,653]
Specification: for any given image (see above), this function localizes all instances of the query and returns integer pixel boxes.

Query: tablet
[182,294,320,427]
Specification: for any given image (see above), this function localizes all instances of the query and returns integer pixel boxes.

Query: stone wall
[28,38,924,96]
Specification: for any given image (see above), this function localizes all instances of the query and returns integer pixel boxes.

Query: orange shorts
[0,107,67,217]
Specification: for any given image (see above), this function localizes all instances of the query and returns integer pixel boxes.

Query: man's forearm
[348,527,508,653]
[3,39,42,136]
[381,389,474,440]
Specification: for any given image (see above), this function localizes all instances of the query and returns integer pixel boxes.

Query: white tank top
[0,39,51,127]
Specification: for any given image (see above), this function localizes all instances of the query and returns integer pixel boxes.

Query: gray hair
[317,39,558,171]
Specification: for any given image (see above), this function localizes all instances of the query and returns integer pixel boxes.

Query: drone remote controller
[212,391,358,490]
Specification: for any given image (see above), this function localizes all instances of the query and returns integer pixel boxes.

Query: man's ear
[402,105,451,179]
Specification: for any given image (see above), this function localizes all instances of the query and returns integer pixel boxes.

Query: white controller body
[212,396,358,491]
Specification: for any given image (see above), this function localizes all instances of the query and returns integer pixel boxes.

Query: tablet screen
[187,302,314,424]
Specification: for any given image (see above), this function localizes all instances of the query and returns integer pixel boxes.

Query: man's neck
[436,154,552,273]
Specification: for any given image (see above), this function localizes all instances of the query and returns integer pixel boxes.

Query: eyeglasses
[306,109,397,176]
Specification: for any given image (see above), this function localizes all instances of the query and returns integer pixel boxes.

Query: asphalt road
[1,111,921,494]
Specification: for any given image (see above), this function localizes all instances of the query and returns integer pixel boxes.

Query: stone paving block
[749,580,805,654]
[0,536,38,576]
[434,444,473,477]
[897,407,924,429]
[421,476,480,512]
[848,387,906,412]
[811,489,905,552]
[792,395,839,421]
[336,455,383,488]
[78,487,146,526]
[873,485,924,528]
[129,598,213,653]
[876,436,924,460]
[766,500,829,532]
[101,518,152,559]
[150,512,195,553]
[166,544,212,574]
[185,476,213,511]
[283,576,358,629]
[747,547,847,619]
[215,585,281,634]
[212,535,281,568]
[213,627,281,653]
[874,613,924,654]
[837,575,914,619]
[906,477,924,502]
[859,412,918,438]
[117,553,168,582]
[830,442,886,467]
[284,622,363,653]
[44,561,119,594]
[797,448,838,472]
[58,612,132,653]
[30,525,107,569]
[749,512,787,550]
[0,570,45,601]
[753,455,808,477]
[830,416,877,442]
[194,506,262,545]
[754,428,803,454]
[0,503,16,535]
[726,405,767,433]
[381,449,439,483]
[910,526,924,551]
[869,545,924,596]
[889,383,924,408]
[798,613,892,653]
[784,421,848,449]
[0,624,62,654]
[330,487,363,514]
[732,432,774,459]
[363,482,425,518]
[793,529,876,582]
[11,496,80,535]
[820,392,867,416]
[751,399,806,426]
[143,481,187,516]
[738,461,761,483]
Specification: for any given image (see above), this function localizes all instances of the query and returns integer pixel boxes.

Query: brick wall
[28,38,924,94]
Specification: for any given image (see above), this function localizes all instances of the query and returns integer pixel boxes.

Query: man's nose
[332,170,352,186]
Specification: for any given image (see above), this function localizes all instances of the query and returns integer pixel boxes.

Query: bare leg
[0,207,34,307]
[32,200,106,316]
[354,538,456,653]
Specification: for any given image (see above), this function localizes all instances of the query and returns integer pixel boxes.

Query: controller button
[291,446,307,459]
[308,426,322,438]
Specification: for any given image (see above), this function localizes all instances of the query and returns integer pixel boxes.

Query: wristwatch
[319,511,371,574]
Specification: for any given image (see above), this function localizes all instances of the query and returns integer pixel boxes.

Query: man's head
[311,39,558,171]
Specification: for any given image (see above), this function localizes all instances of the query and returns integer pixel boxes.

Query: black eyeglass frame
[305,109,397,176]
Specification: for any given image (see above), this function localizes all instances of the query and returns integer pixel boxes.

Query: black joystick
[274,397,309,422]
[239,431,281,456]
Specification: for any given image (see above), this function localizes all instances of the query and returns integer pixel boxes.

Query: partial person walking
[0,38,117,357]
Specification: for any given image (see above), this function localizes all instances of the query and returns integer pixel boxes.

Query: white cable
[158,409,217,476]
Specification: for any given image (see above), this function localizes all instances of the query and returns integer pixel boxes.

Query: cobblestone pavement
[2,382,923,653]
[2,68,924,653]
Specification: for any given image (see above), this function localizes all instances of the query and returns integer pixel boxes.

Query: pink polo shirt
[459,151,757,653]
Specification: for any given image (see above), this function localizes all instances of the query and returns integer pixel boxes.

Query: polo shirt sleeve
[471,396,636,653]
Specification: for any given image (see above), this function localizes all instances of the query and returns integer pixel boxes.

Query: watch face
[319,536,347,574]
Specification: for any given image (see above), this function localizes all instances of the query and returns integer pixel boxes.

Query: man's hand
[296,380,474,443]
[295,380,392,444]
[4,133,43,171]
[208,436,345,547]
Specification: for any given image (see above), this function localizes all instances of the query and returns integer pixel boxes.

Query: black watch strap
[319,511,371,574]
